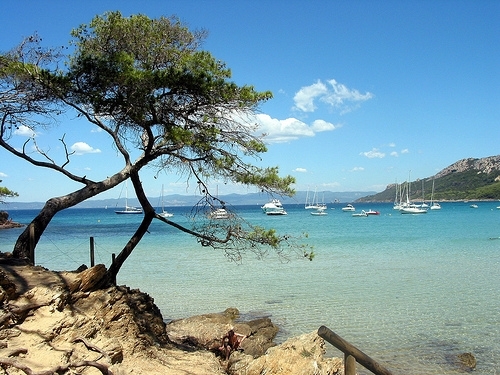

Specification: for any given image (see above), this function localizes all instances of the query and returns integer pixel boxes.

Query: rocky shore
[0,256,343,374]
[0,211,23,230]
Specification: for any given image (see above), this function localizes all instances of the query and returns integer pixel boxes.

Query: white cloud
[351,167,365,172]
[311,119,340,132]
[293,79,373,114]
[401,149,409,154]
[14,125,37,137]
[293,81,328,112]
[294,167,307,173]
[361,148,385,158]
[0,172,7,178]
[70,142,101,155]
[254,113,338,143]
[390,151,399,157]
[388,142,396,147]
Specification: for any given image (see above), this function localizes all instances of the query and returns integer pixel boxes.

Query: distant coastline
[5,188,498,211]
[1,190,377,210]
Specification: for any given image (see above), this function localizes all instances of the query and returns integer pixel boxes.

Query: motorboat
[430,202,441,210]
[342,204,355,212]
[365,209,380,215]
[261,199,287,215]
[352,210,368,217]
[208,208,231,219]
[470,204,478,209]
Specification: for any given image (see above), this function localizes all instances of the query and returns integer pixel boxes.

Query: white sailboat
[158,184,174,218]
[419,180,429,208]
[429,178,441,210]
[393,180,402,210]
[400,172,427,214]
[305,187,327,212]
[115,181,143,214]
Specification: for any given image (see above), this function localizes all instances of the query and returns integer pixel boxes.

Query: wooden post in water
[318,326,393,375]
[345,354,356,375]
[29,224,35,264]
[111,253,116,286]
[90,237,95,267]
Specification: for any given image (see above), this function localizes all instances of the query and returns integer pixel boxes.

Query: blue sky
[1,0,499,203]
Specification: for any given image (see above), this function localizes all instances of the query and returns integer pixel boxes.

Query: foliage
[0,11,306,283]
[0,180,19,203]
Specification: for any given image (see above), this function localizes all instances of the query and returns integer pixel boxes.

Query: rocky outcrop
[434,155,500,178]
[229,331,343,375]
[0,211,23,229]
[166,308,279,358]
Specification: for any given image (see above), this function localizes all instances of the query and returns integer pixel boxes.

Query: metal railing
[318,326,393,375]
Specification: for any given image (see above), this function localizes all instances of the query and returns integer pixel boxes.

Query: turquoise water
[1,202,499,374]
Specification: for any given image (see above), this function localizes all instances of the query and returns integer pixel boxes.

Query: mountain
[357,155,500,202]
[3,191,376,210]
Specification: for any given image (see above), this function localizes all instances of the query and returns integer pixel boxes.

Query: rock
[229,331,343,375]
[166,308,278,357]
[78,264,108,292]
[0,211,23,229]
[457,352,476,371]
[0,270,16,302]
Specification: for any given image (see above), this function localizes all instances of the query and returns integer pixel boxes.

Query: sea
[1,201,499,375]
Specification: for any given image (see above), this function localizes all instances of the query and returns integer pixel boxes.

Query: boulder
[228,331,343,375]
[166,308,278,357]
[457,352,476,371]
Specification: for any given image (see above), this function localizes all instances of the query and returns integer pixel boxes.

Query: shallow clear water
[1,202,500,374]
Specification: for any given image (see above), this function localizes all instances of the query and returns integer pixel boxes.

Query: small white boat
[470,204,478,209]
[310,208,327,216]
[208,208,231,219]
[159,210,174,218]
[352,210,368,217]
[400,206,427,214]
[430,202,441,210]
[342,204,355,212]
[261,199,287,215]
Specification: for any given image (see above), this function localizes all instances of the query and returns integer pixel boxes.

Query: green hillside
[357,156,500,202]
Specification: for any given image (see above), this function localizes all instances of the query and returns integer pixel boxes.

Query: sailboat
[400,172,427,214]
[418,180,429,208]
[158,185,174,218]
[430,178,441,210]
[393,180,402,210]
[115,181,143,214]
[305,187,327,211]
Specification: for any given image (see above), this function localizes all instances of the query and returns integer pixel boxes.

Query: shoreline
[0,258,344,374]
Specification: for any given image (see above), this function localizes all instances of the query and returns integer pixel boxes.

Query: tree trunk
[13,177,126,259]
[106,171,155,283]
